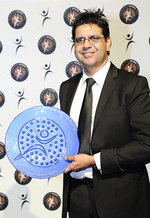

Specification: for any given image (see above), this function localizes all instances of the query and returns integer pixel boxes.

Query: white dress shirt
[70,60,110,179]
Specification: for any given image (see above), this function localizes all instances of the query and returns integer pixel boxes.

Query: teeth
[83,52,92,55]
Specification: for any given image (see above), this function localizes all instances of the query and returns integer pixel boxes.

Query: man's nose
[83,38,92,46]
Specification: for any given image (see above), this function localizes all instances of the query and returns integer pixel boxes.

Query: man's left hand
[64,154,95,173]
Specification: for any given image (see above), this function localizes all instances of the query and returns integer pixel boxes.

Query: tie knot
[86,78,95,88]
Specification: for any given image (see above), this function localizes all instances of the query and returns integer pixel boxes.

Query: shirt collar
[81,60,111,87]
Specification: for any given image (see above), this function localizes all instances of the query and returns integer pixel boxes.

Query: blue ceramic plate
[5,106,79,179]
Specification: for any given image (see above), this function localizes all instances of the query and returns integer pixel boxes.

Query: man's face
[74,24,111,75]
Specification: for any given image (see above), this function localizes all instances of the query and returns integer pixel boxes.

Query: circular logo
[0,91,5,107]
[120,5,139,24]
[43,192,61,210]
[14,170,32,185]
[8,10,26,29]
[40,88,58,106]
[121,59,140,75]
[64,7,80,26]
[0,142,6,159]
[38,35,56,54]
[11,63,29,82]
[0,193,8,210]
[15,118,66,167]
[66,61,83,78]
[0,41,3,53]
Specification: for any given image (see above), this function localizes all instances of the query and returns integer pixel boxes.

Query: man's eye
[76,37,84,43]
[90,36,98,40]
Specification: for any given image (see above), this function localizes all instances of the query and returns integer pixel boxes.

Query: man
[59,9,150,218]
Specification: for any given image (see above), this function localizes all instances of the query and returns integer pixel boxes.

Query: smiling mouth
[82,52,95,57]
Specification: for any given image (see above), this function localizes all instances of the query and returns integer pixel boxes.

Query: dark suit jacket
[59,63,150,218]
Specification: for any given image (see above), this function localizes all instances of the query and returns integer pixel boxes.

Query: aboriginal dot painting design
[14,118,66,167]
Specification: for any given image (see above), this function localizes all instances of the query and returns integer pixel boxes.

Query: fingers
[65,156,75,162]
[64,154,95,174]
[64,165,72,174]
[64,156,75,173]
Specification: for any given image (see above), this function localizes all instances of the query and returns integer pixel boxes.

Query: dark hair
[72,9,110,41]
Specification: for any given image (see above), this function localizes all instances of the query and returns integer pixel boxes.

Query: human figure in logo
[13,14,21,27]
[69,12,76,25]
[125,9,132,22]
[16,67,22,80]
[70,65,78,77]
[59,9,150,218]
[45,92,52,105]
[43,39,51,53]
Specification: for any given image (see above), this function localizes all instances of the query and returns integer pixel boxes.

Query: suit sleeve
[101,76,150,175]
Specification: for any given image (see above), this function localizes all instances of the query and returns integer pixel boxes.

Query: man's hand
[64,154,95,173]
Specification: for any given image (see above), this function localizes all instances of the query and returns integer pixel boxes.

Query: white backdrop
[0,0,150,217]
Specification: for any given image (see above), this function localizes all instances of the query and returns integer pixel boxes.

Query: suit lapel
[93,63,118,133]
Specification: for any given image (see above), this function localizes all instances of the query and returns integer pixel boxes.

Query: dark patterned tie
[78,78,96,154]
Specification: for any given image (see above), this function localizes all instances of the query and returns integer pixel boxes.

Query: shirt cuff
[94,152,102,174]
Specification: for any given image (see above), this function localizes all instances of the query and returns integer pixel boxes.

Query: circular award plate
[5,106,79,179]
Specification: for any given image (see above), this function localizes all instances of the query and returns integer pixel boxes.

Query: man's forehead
[75,23,102,34]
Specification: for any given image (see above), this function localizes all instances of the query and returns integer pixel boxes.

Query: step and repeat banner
[0,0,150,217]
